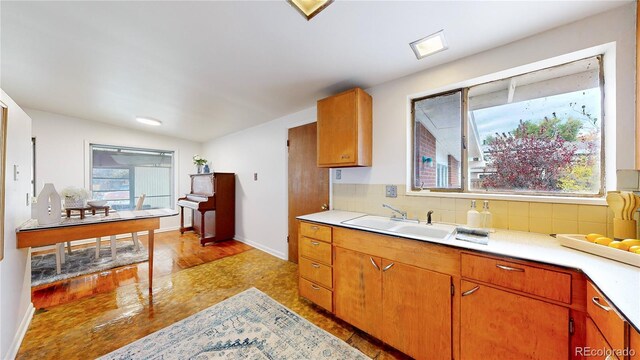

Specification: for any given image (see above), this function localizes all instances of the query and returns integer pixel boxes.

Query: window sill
[405,189,607,206]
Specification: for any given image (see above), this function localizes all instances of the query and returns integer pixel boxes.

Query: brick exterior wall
[415,122,436,187]
[448,155,460,187]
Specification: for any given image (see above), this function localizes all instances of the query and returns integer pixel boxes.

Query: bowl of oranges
[557,233,640,268]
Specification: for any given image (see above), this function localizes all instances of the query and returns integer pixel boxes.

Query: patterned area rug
[99,288,369,360]
[31,242,148,287]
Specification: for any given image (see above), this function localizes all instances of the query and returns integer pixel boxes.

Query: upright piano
[177,173,235,246]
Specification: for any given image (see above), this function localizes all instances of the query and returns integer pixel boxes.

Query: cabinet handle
[592,296,611,312]
[310,226,319,230]
[382,263,395,272]
[310,241,320,246]
[496,264,524,272]
[370,257,380,270]
[311,263,320,268]
[311,284,321,290]
[461,286,480,296]
[341,154,350,159]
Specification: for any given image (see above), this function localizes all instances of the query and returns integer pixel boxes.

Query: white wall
[202,108,316,259]
[339,3,635,185]
[0,90,34,359]
[203,4,636,259]
[28,109,203,231]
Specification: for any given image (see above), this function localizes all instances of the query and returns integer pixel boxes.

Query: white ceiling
[0,0,629,142]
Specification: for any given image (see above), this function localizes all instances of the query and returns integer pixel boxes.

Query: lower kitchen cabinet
[381,259,452,359]
[460,280,570,360]
[334,247,383,339]
[334,246,452,359]
[585,317,616,360]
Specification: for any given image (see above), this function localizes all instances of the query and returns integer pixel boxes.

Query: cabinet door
[317,90,357,166]
[334,247,382,338]
[460,280,569,360]
[585,317,617,360]
[382,260,452,360]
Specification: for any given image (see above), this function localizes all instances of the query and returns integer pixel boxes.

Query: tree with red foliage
[482,121,577,191]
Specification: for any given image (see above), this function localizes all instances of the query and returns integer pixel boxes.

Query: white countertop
[298,210,640,331]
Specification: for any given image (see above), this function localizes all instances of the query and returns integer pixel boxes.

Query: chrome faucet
[382,203,407,220]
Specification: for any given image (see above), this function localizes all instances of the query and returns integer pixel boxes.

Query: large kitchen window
[411,55,604,197]
[90,145,174,210]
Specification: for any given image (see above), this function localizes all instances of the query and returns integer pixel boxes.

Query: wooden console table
[16,209,177,291]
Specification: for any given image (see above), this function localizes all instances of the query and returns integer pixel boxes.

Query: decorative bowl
[87,200,107,207]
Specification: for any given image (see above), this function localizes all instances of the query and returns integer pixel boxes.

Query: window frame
[407,52,609,202]
[89,143,176,210]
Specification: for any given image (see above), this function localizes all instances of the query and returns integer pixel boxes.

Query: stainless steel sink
[342,215,456,241]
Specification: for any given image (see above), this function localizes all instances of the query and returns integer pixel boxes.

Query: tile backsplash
[332,183,620,237]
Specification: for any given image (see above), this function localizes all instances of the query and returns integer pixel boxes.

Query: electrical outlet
[335,169,342,180]
[385,185,397,198]
[254,173,258,181]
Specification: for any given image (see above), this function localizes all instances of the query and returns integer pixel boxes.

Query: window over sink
[411,55,604,197]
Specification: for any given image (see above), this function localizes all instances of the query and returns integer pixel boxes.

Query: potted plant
[193,154,208,174]
[60,186,90,208]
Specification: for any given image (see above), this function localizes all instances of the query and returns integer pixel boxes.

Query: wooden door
[317,90,356,166]
[288,123,329,262]
[334,247,382,338]
[382,260,452,359]
[460,280,570,360]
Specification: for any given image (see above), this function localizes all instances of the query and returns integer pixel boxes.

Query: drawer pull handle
[310,241,320,246]
[592,296,611,312]
[341,154,350,159]
[370,257,380,270]
[382,263,395,272]
[310,226,319,230]
[311,284,321,290]
[311,263,320,268]
[496,264,524,272]
[462,286,480,296]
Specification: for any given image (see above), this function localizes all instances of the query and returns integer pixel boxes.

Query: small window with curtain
[90,144,174,210]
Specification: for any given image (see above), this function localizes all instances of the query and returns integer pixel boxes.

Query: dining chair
[94,194,145,259]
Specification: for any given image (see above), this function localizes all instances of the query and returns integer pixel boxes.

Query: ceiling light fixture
[410,30,448,60]
[136,117,162,126]
[287,0,333,21]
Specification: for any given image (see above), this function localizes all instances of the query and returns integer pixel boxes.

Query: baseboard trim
[7,301,35,359]
[234,236,287,261]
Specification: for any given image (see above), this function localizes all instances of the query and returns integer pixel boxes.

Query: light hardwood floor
[19,231,408,359]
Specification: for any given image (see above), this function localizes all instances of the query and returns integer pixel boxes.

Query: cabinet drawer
[587,282,626,352]
[461,254,572,303]
[299,256,332,289]
[299,236,332,265]
[299,278,332,312]
[300,222,332,243]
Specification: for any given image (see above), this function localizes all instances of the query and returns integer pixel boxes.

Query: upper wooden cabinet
[317,87,372,167]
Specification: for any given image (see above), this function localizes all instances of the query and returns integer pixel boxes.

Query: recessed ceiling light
[136,117,162,126]
[410,30,448,60]
[287,0,333,21]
